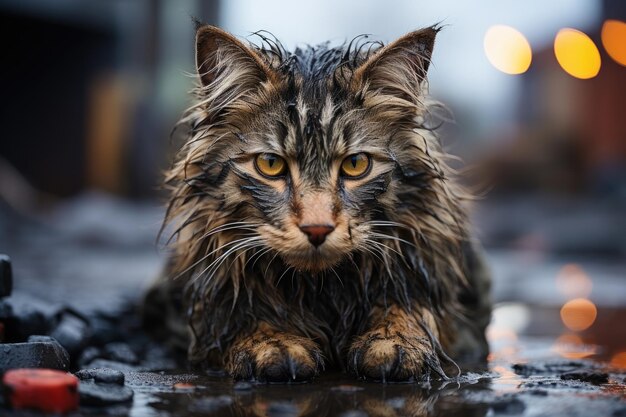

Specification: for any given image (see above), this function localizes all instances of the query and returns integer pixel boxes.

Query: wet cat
[144,24,491,383]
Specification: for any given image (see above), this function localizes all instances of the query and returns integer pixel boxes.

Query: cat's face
[223,101,398,272]
[176,26,438,273]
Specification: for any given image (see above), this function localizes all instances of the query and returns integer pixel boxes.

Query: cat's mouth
[279,246,347,272]
[259,224,354,273]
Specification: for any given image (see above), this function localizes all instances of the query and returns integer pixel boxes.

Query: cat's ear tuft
[353,26,439,102]
[195,25,275,88]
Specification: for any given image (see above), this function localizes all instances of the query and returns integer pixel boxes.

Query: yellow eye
[341,153,370,178]
[255,153,286,177]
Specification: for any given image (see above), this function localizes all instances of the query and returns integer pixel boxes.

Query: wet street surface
[1,193,626,416]
[4,324,626,417]
[90,354,626,417]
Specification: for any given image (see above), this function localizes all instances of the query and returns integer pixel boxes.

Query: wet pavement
[4,325,625,417]
[1,192,626,416]
[86,344,626,417]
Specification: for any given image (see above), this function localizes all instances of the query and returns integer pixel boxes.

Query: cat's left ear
[195,25,277,91]
[353,27,439,103]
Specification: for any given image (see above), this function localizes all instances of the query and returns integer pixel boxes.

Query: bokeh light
[484,25,532,75]
[491,366,522,392]
[601,20,626,67]
[554,28,601,79]
[611,351,626,369]
[486,326,518,342]
[552,333,597,359]
[555,263,592,299]
[560,298,597,331]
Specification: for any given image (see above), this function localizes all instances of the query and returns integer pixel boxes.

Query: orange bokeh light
[484,25,532,75]
[486,326,518,342]
[555,333,583,345]
[491,365,521,392]
[611,351,626,369]
[560,298,597,331]
[601,20,626,67]
[554,28,601,79]
[556,263,592,299]
[552,333,597,359]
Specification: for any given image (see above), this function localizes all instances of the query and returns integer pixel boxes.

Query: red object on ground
[2,368,79,413]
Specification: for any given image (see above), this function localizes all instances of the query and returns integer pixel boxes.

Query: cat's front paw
[227,333,323,383]
[348,329,435,382]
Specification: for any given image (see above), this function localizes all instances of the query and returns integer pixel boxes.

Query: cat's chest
[294,273,374,324]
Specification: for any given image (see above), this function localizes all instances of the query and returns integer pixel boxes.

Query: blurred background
[0,0,625,367]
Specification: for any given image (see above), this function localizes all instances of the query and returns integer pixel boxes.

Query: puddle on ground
[119,345,625,417]
[3,302,626,416]
[121,304,626,417]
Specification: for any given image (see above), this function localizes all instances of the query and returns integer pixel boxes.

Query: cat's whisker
[363,239,397,283]
[210,244,266,308]
[203,219,261,232]
[244,246,273,271]
[370,234,413,252]
[365,238,404,259]
[369,232,417,248]
[365,220,410,229]
[200,218,258,233]
[365,220,413,236]
[198,221,262,240]
[192,237,264,284]
[263,251,281,278]
[290,268,298,291]
[208,240,266,276]
[200,227,259,241]
[329,266,344,288]
[359,243,385,265]
[366,221,416,239]
[370,243,393,270]
[198,242,266,291]
[275,265,294,287]
[222,243,267,278]
[250,247,274,271]
[360,243,398,286]
[346,253,363,277]
[174,235,261,280]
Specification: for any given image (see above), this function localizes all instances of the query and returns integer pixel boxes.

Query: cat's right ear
[195,25,276,90]
[352,27,439,104]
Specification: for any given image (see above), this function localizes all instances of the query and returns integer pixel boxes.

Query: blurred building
[1,0,624,201]
[488,0,626,196]
[0,0,218,198]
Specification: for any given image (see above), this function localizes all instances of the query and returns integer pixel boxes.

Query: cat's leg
[348,304,441,382]
[226,322,323,382]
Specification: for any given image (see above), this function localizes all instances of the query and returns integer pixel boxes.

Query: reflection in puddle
[142,375,490,417]
[611,352,626,369]
[555,264,593,299]
[127,304,626,417]
[552,333,598,359]
[490,366,522,392]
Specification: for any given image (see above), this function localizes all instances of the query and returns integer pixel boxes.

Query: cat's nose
[299,224,335,247]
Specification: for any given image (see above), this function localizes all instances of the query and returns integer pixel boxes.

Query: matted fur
[145,24,491,382]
